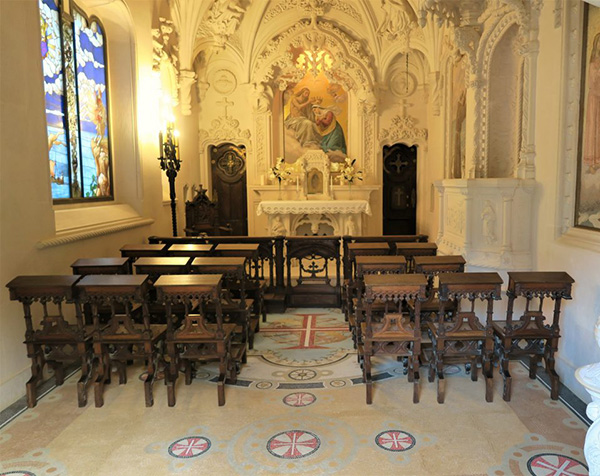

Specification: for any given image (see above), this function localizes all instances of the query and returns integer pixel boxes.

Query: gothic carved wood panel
[210,143,248,235]
[382,143,417,235]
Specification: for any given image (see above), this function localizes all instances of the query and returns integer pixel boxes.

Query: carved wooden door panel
[210,143,247,235]
[382,143,417,235]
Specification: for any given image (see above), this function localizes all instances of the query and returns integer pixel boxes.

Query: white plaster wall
[534,1,600,402]
[0,0,174,410]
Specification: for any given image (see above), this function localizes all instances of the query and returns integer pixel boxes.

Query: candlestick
[158,131,163,158]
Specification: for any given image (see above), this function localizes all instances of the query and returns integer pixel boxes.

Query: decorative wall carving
[252,19,375,100]
[199,116,251,143]
[379,115,428,145]
[152,17,180,106]
[196,0,248,49]
[378,0,418,52]
[211,69,237,95]
[262,0,362,24]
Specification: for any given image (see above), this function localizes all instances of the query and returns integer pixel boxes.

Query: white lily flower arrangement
[269,157,292,184]
[338,157,363,185]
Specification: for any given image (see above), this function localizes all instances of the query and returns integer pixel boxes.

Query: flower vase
[278,181,282,200]
[348,182,352,199]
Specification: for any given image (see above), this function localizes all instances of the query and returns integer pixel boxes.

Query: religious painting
[282,71,348,163]
[576,4,600,231]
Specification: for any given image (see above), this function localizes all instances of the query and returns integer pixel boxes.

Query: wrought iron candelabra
[158,122,182,236]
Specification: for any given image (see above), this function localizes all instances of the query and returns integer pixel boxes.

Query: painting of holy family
[577,4,600,231]
[283,71,348,163]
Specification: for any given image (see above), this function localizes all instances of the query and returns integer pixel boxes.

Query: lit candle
[158,131,163,158]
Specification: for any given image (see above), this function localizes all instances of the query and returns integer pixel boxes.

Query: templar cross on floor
[259,313,348,349]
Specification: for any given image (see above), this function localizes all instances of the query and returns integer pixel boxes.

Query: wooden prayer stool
[214,243,266,325]
[166,243,214,258]
[348,256,407,352]
[360,274,428,404]
[71,258,132,324]
[190,257,255,350]
[428,273,503,403]
[6,275,91,407]
[394,242,438,272]
[154,275,241,406]
[343,242,391,319]
[120,244,168,269]
[76,275,166,407]
[71,257,130,276]
[412,255,466,323]
[493,271,574,401]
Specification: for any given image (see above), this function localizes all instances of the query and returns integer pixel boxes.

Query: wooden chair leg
[436,348,445,403]
[364,353,373,404]
[529,355,541,379]
[412,356,420,404]
[545,342,560,400]
[184,361,193,385]
[167,349,177,407]
[500,352,512,402]
[470,357,478,382]
[26,348,44,408]
[217,357,227,406]
[94,353,109,408]
[77,348,91,407]
[144,349,156,407]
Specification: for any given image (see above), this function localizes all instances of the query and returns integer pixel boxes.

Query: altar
[256,199,371,236]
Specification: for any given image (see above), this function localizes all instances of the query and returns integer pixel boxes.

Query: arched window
[39,0,113,201]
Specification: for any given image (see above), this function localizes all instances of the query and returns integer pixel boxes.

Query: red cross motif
[267,430,320,459]
[260,314,347,349]
[168,436,211,458]
[528,454,588,476]
[375,430,416,452]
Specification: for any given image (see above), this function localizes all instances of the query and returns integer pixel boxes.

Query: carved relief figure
[344,215,356,236]
[481,201,497,245]
[271,216,287,236]
[378,0,417,40]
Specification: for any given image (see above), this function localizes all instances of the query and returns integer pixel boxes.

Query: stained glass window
[38,0,113,201]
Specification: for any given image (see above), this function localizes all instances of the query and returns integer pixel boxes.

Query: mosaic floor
[0,309,589,475]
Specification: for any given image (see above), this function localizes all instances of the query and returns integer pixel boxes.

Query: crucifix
[217,97,234,117]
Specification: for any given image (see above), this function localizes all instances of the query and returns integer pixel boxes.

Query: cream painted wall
[534,1,600,402]
[0,0,175,409]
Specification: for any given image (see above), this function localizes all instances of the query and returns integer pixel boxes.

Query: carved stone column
[179,69,197,116]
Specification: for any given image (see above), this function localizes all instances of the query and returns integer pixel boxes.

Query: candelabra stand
[158,123,182,236]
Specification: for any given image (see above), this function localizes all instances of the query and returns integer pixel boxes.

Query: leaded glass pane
[39,0,70,199]
[74,11,111,198]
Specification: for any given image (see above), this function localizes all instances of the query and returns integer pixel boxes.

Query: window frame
[40,0,115,204]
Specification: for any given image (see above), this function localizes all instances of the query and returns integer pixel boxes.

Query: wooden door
[382,143,417,235]
[210,143,248,235]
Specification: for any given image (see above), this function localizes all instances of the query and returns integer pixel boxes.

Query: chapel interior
[2,0,600,473]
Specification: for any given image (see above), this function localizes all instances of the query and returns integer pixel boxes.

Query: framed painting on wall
[576,3,600,231]
[282,70,349,163]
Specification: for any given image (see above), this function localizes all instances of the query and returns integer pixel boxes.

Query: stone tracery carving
[197,0,248,49]
[379,115,428,145]
[262,0,362,24]
[199,116,251,143]
[378,0,418,47]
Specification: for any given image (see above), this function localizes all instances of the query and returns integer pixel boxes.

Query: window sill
[37,204,154,249]
[558,227,600,253]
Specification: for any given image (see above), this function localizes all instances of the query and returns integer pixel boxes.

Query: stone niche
[434,178,535,270]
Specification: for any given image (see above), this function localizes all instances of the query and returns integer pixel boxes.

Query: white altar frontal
[256,199,371,236]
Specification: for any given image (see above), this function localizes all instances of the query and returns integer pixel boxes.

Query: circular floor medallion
[168,436,211,459]
[283,392,316,407]
[375,430,416,452]
[267,430,321,459]
[288,369,317,381]
[0,472,36,476]
[526,453,588,476]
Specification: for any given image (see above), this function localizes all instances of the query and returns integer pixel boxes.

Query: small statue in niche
[481,200,497,245]
[271,216,287,236]
[344,216,357,236]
